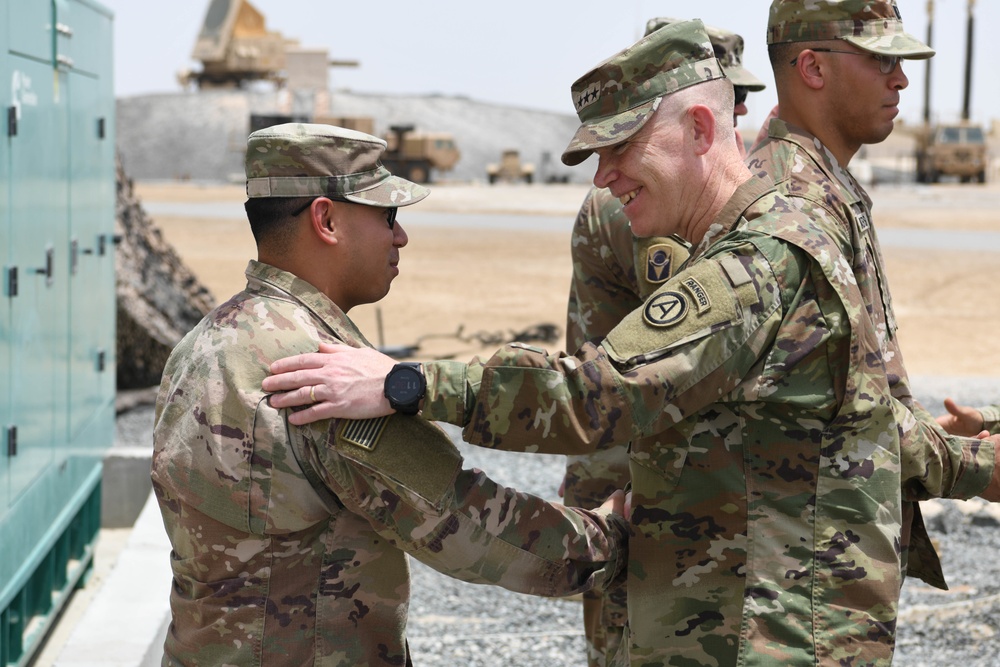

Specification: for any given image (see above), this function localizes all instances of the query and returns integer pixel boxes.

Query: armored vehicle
[915,121,987,184]
[486,150,535,184]
[380,124,460,184]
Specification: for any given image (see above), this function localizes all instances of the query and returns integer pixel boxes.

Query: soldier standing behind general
[262,21,1000,664]
[748,0,1000,589]
[562,18,767,667]
[151,123,628,666]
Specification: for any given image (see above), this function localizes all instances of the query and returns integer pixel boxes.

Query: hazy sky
[101,0,998,133]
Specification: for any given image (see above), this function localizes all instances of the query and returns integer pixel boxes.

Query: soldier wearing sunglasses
[151,123,629,666]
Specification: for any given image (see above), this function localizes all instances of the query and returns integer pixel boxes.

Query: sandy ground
[135,179,1000,378]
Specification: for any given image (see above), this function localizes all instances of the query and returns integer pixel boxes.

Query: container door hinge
[97,117,106,140]
[96,349,107,373]
[6,266,17,297]
[7,106,16,137]
[7,426,17,457]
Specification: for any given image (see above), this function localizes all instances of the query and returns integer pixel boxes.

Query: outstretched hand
[936,397,985,437]
[262,343,398,425]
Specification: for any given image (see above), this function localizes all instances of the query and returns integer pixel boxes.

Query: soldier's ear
[688,104,716,156]
[793,50,826,91]
[310,197,340,247]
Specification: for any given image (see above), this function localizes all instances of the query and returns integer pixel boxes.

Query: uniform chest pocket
[628,432,688,494]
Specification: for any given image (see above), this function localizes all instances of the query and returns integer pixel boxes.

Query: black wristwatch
[383,362,426,415]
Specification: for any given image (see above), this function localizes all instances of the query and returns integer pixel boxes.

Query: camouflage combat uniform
[419,170,995,664]
[562,20,766,666]
[152,260,628,666]
[564,185,689,664]
[979,405,1000,435]
[747,114,996,588]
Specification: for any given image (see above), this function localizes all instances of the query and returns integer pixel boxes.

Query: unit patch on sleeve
[643,291,689,327]
[645,243,674,284]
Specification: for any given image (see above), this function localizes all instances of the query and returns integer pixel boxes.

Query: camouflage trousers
[563,447,630,667]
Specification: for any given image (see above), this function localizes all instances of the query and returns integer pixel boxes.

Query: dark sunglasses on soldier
[383,206,398,230]
[734,86,749,107]
[290,197,398,230]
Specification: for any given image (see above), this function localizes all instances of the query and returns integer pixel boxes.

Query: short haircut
[244,196,314,251]
[659,78,736,145]
[768,40,827,77]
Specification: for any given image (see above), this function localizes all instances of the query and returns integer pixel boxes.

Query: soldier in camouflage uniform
[562,20,767,667]
[938,399,1000,437]
[748,0,1000,589]
[151,123,629,667]
[263,20,1000,666]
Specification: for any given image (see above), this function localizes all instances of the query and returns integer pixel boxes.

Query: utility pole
[961,0,975,121]
[922,0,933,124]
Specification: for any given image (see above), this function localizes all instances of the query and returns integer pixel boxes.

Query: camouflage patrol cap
[767,0,935,59]
[245,123,429,206]
[645,18,766,91]
[562,19,725,167]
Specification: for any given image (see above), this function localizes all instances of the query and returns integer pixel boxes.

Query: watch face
[387,366,423,403]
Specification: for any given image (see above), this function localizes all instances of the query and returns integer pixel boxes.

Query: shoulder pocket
[333,416,462,509]
[603,256,758,365]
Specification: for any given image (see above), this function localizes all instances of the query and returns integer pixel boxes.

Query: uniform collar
[244,259,372,347]
[691,175,775,260]
[764,118,872,211]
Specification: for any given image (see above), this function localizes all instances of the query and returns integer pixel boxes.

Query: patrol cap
[645,18,766,91]
[562,19,725,167]
[245,123,429,207]
[767,0,935,59]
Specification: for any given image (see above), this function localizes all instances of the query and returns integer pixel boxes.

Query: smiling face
[591,106,689,238]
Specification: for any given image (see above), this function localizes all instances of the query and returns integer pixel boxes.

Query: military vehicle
[184,0,291,88]
[913,0,988,184]
[381,124,461,184]
[914,121,987,183]
[183,0,358,90]
[486,150,535,184]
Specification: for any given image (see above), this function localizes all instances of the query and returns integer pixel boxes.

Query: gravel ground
[118,377,1000,665]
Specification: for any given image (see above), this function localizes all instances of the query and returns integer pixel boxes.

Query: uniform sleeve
[884,348,996,499]
[293,413,628,598]
[893,396,996,501]
[980,404,1000,435]
[565,188,643,350]
[423,241,786,456]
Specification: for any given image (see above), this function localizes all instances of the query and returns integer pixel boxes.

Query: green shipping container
[0,1,116,665]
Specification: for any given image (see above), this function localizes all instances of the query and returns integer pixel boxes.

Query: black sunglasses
[290,197,398,230]
[734,86,749,107]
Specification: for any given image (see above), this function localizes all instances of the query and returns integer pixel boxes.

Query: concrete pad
[101,446,153,529]
[53,493,171,667]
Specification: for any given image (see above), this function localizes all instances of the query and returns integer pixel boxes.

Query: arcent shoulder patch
[644,291,689,327]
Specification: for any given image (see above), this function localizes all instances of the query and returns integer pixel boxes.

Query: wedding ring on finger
[309,386,317,403]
